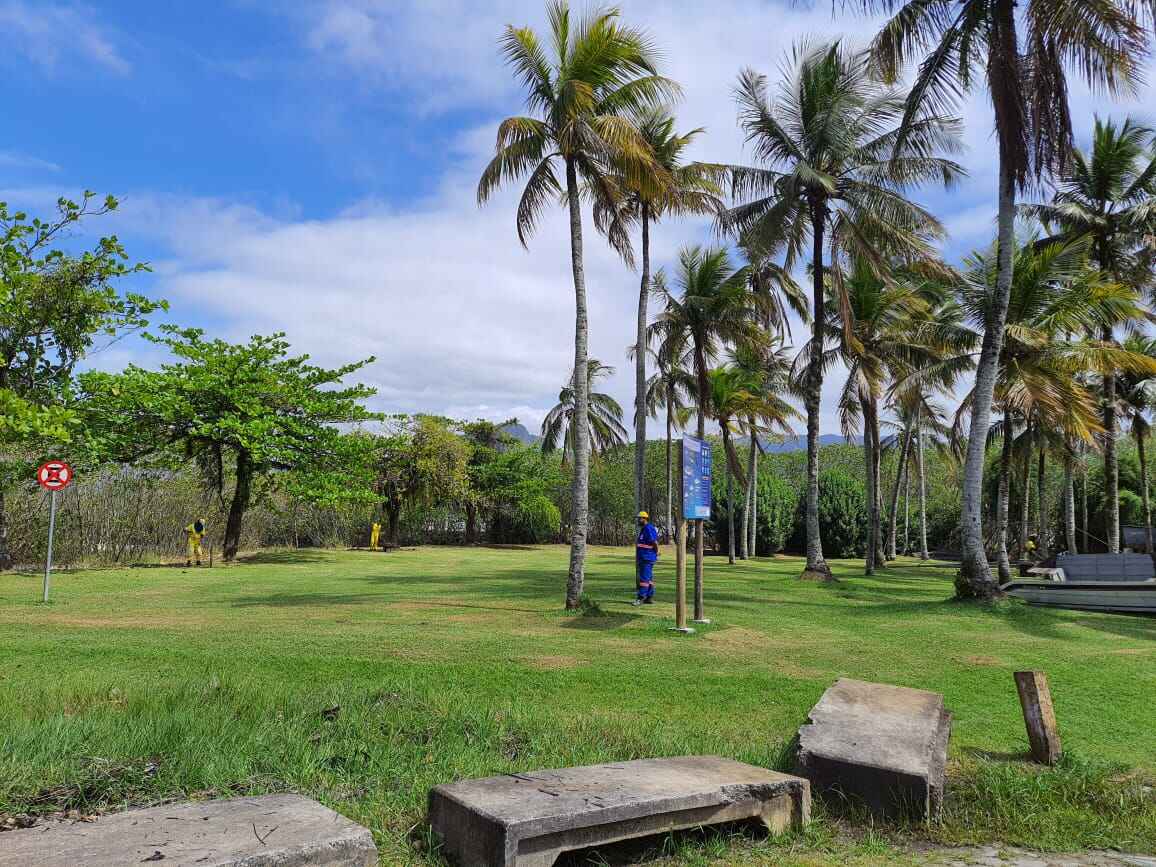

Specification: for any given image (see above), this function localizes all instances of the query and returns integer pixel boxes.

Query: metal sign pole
[671,439,692,634]
[43,490,58,603]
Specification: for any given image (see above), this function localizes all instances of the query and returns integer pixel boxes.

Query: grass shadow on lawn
[237,549,335,565]
[560,613,640,631]
[230,591,387,607]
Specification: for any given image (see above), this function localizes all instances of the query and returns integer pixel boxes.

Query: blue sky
[3,1,1154,435]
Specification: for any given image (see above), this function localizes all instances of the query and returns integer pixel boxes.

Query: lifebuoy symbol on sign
[37,461,74,491]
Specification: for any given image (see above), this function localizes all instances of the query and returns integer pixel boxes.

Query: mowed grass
[1,545,1154,864]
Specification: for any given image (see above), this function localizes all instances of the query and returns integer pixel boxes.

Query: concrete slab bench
[0,794,377,867]
[1055,553,1155,582]
[428,755,810,867]
[794,678,951,820]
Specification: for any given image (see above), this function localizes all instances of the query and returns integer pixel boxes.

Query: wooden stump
[1014,671,1062,765]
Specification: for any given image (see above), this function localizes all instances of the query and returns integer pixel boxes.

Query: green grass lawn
[1,546,1154,865]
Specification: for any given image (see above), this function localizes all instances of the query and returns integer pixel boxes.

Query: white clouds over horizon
[0,1,130,75]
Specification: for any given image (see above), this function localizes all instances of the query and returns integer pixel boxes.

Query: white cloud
[0,151,61,173]
[0,1,130,75]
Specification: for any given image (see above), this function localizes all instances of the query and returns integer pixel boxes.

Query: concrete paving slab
[0,794,377,867]
[429,755,810,867]
[795,678,951,819]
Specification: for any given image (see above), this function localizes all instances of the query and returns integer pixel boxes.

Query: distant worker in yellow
[185,519,206,567]
[369,522,382,551]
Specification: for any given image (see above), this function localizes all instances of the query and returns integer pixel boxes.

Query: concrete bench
[0,794,377,867]
[1054,553,1155,582]
[428,756,810,867]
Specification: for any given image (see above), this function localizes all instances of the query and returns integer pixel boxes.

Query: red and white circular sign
[37,461,74,491]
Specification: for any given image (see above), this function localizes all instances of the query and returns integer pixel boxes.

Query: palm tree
[720,41,963,582]
[954,236,1154,581]
[643,333,695,542]
[1118,334,1156,552]
[598,110,726,522]
[651,246,766,617]
[856,0,1152,600]
[541,359,628,463]
[886,388,949,560]
[478,2,677,608]
[1023,117,1156,554]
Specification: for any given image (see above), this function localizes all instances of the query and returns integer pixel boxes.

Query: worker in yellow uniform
[185,519,206,567]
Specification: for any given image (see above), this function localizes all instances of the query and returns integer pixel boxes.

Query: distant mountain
[761,434,860,453]
[500,421,540,445]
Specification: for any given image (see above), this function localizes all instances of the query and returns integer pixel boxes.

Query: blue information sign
[681,436,713,520]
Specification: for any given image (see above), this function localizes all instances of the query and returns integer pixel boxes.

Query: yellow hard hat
[638,511,649,519]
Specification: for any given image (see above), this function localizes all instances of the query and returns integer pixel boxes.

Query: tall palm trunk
[564,159,591,610]
[693,346,708,618]
[726,460,736,564]
[958,164,1015,600]
[1102,331,1120,554]
[748,441,759,557]
[1139,432,1153,553]
[917,412,929,559]
[634,204,651,521]
[995,414,1014,583]
[887,426,912,559]
[740,426,756,559]
[803,203,830,579]
[1017,438,1031,559]
[1036,439,1048,558]
[1080,448,1089,552]
[1064,446,1077,554]
[861,396,877,575]
[871,400,885,567]
[665,389,674,544]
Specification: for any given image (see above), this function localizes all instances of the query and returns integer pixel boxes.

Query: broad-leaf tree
[721,41,963,581]
[478,1,676,609]
[80,327,377,560]
[0,193,158,569]
[854,0,1152,599]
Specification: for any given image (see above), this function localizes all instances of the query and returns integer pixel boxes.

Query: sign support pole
[671,440,692,633]
[43,490,58,603]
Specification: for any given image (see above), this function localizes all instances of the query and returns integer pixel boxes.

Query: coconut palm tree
[886,388,950,560]
[1118,334,1156,552]
[643,334,695,542]
[720,40,964,581]
[1023,117,1156,554]
[541,360,628,462]
[650,246,766,617]
[598,110,726,522]
[478,1,677,608]
[856,0,1152,600]
[954,236,1155,581]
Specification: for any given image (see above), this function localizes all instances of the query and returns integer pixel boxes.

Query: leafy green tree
[1023,117,1156,554]
[855,0,1152,599]
[642,333,694,541]
[721,41,962,581]
[1,193,158,569]
[79,327,376,560]
[1117,334,1156,552]
[478,0,676,609]
[460,418,518,543]
[541,359,627,463]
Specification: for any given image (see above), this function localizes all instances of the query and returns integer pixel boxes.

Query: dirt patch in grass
[521,655,586,670]
[16,614,214,630]
[1108,647,1155,655]
[961,655,1004,667]
[704,627,774,654]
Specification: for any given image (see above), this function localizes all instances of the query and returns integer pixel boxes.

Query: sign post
[681,436,712,625]
[671,441,692,634]
[36,460,73,603]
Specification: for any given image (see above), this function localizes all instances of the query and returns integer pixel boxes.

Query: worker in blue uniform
[633,511,659,605]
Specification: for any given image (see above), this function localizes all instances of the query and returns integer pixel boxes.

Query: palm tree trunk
[958,164,1015,600]
[634,205,651,522]
[1036,437,1048,558]
[887,426,912,560]
[861,397,877,575]
[726,460,736,565]
[996,414,1014,583]
[917,412,929,559]
[1139,432,1153,553]
[665,389,674,545]
[871,399,885,568]
[1103,330,1120,553]
[1064,445,1077,554]
[1017,437,1030,560]
[1080,448,1089,552]
[749,442,759,557]
[564,158,591,610]
[740,428,755,560]
[803,203,830,580]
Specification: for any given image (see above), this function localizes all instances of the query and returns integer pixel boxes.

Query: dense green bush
[755,474,797,555]
[788,468,868,557]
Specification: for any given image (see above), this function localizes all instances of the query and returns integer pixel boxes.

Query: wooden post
[672,440,692,633]
[1014,671,1061,765]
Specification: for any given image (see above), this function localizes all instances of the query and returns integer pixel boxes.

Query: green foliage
[790,468,868,558]
[514,495,560,543]
[755,473,797,555]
